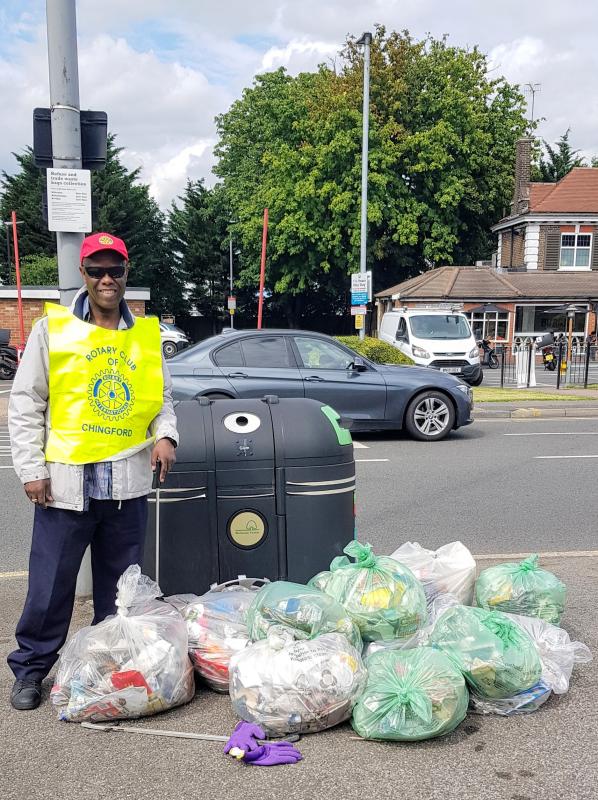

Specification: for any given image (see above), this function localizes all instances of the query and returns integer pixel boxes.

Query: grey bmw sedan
[166,329,473,441]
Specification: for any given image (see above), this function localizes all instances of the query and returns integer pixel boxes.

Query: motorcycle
[542,345,557,371]
[478,339,499,369]
[0,329,18,379]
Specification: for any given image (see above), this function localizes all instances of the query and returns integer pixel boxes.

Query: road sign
[354,314,365,330]
[47,168,92,233]
[227,296,236,311]
[351,271,372,305]
[351,305,367,315]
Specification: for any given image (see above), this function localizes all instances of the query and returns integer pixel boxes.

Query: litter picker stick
[80,721,300,744]
[153,459,161,585]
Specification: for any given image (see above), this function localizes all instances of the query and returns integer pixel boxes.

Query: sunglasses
[84,265,127,280]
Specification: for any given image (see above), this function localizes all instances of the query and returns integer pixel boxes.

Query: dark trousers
[7,497,148,682]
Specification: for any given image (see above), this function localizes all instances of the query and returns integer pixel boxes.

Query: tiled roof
[376,267,598,301]
[529,168,598,213]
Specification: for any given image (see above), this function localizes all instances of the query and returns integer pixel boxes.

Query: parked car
[167,329,473,442]
[379,307,483,386]
[159,321,189,358]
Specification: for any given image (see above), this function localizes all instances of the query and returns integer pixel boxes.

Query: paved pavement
[0,554,595,800]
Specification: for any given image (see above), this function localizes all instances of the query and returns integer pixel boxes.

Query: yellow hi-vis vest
[44,302,164,465]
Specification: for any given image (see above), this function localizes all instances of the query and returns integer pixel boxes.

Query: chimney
[510,137,533,215]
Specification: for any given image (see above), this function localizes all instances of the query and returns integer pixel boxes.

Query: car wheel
[469,372,483,386]
[162,341,178,358]
[204,392,231,400]
[404,391,455,442]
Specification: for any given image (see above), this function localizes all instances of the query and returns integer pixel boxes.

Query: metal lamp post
[357,31,372,341]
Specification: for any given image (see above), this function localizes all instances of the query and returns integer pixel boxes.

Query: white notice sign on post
[47,168,92,233]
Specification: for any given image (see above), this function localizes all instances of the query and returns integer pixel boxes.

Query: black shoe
[10,679,42,710]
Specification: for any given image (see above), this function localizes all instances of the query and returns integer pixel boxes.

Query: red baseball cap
[80,232,128,263]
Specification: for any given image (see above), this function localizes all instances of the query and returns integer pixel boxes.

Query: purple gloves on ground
[223,721,266,756]
[224,721,302,767]
[242,742,303,767]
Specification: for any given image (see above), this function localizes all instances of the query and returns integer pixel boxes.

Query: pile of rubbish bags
[51,542,591,745]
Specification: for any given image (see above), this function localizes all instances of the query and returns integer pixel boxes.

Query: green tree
[18,253,58,285]
[167,180,239,333]
[0,148,55,280]
[214,27,530,327]
[532,129,587,182]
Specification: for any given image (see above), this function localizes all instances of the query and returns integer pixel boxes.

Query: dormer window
[560,231,592,268]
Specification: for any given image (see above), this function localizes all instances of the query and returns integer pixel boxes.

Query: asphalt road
[2,415,598,573]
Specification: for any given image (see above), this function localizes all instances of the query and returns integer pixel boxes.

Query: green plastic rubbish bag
[309,541,427,642]
[245,581,362,649]
[351,647,468,741]
[429,605,542,699]
[475,554,566,624]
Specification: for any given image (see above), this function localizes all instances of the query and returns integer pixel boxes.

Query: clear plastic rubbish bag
[506,613,592,695]
[469,680,552,716]
[229,627,366,735]
[475,554,566,624]
[171,579,265,692]
[51,565,194,721]
[429,605,542,699]
[351,647,468,741]
[309,541,427,642]
[245,581,362,649]
[390,541,476,607]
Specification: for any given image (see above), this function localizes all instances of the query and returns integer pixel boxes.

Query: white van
[379,307,482,386]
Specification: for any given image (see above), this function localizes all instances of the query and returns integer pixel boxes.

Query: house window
[560,233,592,268]
[469,311,509,342]
[515,305,587,335]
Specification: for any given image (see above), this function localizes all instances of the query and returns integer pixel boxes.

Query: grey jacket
[8,291,179,511]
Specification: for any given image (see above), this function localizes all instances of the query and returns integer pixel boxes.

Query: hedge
[335,336,415,366]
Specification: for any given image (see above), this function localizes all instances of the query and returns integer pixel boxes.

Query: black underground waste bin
[143,396,355,595]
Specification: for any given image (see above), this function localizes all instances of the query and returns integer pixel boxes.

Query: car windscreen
[408,315,471,340]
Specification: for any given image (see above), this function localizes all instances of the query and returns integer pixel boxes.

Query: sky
[0,0,597,210]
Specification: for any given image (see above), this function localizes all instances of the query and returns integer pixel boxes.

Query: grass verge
[473,388,590,402]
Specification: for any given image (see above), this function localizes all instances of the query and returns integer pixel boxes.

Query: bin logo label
[228,511,266,548]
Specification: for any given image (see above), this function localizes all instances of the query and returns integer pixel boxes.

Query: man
[7,232,178,711]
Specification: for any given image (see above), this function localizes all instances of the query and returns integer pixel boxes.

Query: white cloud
[1,0,598,213]
[261,39,339,71]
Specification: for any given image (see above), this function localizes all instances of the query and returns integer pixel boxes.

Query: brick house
[493,137,598,271]
[0,287,150,347]
[375,140,598,343]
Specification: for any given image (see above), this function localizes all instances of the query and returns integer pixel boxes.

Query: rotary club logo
[88,369,134,420]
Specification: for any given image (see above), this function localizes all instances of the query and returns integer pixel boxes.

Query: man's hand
[24,479,53,509]
[151,438,176,483]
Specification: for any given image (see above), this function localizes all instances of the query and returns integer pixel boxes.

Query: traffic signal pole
[46,0,84,306]
[46,0,91,596]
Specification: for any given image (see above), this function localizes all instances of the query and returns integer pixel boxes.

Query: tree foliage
[214,27,530,325]
[167,180,237,333]
[532,129,587,182]
[18,253,58,285]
